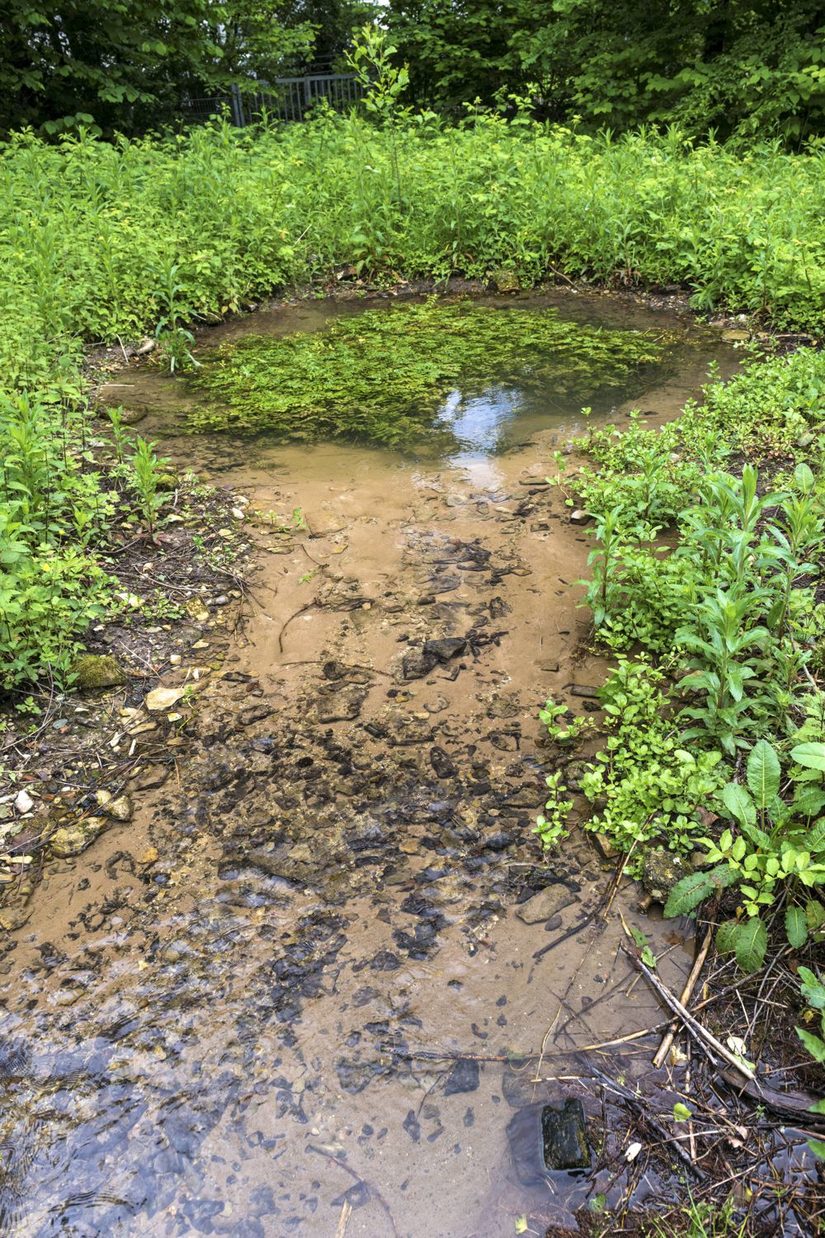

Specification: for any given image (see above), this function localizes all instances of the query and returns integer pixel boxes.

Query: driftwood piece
[719,1069,825,1129]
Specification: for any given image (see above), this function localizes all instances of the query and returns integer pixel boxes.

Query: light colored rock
[516,883,578,924]
[145,686,186,712]
[96,791,133,822]
[14,789,34,814]
[49,816,106,858]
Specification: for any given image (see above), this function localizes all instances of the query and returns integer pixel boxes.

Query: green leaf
[796,1027,825,1063]
[810,1099,825,1115]
[746,740,780,808]
[715,919,741,955]
[514,1217,528,1235]
[672,1102,692,1121]
[798,966,825,1009]
[720,781,756,827]
[807,1139,825,1160]
[805,820,825,853]
[663,871,715,918]
[805,899,825,933]
[734,917,767,973]
[791,742,825,773]
[785,905,808,949]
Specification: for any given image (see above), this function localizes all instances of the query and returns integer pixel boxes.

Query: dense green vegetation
[4,2,823,143]
[387,0,825,142]
[189,300,668,442]
[1,110,824,690]
[540,348,825,975]
[0,0,371,135]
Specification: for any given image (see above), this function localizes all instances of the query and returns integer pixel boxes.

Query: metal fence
[181,74,364,127]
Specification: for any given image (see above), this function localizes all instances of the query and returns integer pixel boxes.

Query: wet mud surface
[0,294,754,1235]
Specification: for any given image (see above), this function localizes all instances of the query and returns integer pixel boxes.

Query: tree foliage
[385,0,825,141]
[0,0,369,134]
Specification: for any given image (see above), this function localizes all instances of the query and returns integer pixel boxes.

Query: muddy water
[1,295,741,1236]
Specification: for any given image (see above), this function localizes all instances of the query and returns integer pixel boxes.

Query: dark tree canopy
[1,0,823,139]
[0,0,371,134]
[385,0,825,140]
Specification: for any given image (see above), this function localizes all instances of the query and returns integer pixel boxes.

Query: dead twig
[307,1144,400,1238]
[653,926,714,1068]
[622,944,756,1082]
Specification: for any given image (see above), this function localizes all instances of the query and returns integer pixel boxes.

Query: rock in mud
[507,1099,590,1183]
[542,1099,590,1171]
[444,1058,480,1096]
[516,883,578,924]
[642,847,687,902]
[49,816,106,857]
[429,746,457,779]
[70,653,126,691]
[424,637,468,662]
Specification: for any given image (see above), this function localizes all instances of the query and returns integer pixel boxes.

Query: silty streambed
[1,294,744,1235]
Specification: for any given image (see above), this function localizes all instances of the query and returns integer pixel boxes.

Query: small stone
[49,817,106,858]
[641,847,687,902]
[107,796,133,823]
[593,832,619,860]
[569,509,592,525]
[444,1058,480,1095]
[145,686,186,712]
[516,884,577,924]
[71,654,126,691]
[14,789,34,815]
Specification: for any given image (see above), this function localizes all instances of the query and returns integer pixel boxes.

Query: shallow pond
[2,293,782,1237]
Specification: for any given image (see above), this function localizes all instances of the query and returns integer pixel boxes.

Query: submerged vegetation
[189,300,668,443]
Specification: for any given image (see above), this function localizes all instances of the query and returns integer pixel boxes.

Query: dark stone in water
[444,1057,480,1096]
[543,1098,590,1171]
[424,637,468,662]
[507,1099,590,1183]
[430,745,457,779]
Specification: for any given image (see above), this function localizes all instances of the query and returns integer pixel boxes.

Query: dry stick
[307,1144,400,1238]
[335,1199,352,1238]
[653,926,714,1069]
[623,945,756,1082]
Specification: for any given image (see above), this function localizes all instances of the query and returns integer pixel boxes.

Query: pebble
[14,789,34,815]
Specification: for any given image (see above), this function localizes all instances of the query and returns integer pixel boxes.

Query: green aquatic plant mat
[186,300,670,445]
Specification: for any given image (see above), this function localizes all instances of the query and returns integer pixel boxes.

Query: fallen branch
[622,944,757,1082]
[653,926,714,1069]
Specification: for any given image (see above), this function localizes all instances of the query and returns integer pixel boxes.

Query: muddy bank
[6,292,805,1237]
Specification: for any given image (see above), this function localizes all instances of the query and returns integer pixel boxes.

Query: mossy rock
[641,846,687,902]
[70,653,126,691]
[49,816,107,858]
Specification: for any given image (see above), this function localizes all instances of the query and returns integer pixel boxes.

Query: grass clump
[187,299,669,444]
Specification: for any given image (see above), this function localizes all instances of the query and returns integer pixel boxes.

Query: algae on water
[187,300,671,446]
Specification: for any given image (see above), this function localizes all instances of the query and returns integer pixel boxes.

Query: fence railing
[181,74,364,127]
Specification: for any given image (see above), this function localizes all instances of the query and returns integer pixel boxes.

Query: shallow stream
[1,293,746,1236]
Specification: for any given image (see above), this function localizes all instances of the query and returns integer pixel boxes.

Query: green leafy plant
[664,739,825,971]
[534,771,573,849]
[130,437,171,535]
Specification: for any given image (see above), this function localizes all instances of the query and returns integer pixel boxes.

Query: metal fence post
[230,84,245,127]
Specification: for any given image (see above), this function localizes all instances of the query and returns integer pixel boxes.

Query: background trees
[0,0,823,139]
